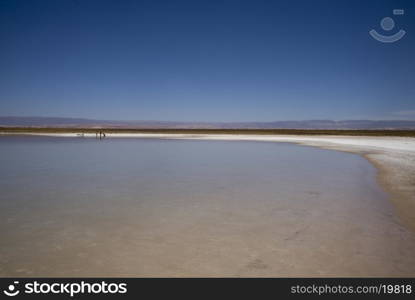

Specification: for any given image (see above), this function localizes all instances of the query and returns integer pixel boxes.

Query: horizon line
[2,116,415,123]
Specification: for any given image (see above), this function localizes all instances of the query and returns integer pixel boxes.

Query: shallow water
[0,136,415,277]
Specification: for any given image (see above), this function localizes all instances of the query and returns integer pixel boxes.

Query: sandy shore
[3,132,415,232]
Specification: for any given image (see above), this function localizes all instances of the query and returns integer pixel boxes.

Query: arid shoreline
[1,127,415,137]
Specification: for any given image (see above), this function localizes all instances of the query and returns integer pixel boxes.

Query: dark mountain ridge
[1,116,415,129]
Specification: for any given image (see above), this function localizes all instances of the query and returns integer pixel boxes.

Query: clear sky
[0,0,414,121]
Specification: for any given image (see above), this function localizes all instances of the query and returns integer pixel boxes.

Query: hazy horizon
[2,115,415,122]
[2,115,415,130]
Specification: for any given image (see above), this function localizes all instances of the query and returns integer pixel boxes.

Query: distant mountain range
[1,116,415,130]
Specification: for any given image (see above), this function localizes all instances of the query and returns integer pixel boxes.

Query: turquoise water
[1,136,415,276]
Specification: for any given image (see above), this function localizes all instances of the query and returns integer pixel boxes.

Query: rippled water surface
[1,136,415,276]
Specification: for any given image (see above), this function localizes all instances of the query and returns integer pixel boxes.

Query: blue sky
[0,0,414,121]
